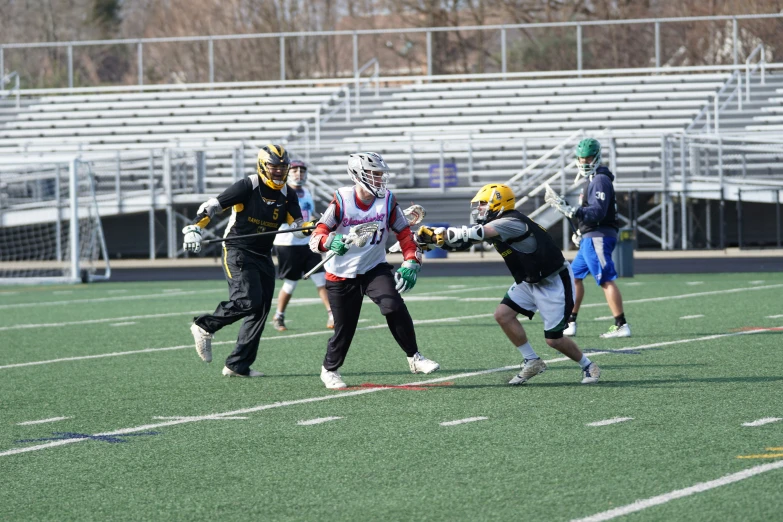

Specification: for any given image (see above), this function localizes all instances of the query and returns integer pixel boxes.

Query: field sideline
[2,273,782,521]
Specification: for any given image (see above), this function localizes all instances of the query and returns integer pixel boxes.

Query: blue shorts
[571,236,618,286]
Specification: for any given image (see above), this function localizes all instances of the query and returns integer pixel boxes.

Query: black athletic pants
[195,248,275,375]
[323,262,419,371]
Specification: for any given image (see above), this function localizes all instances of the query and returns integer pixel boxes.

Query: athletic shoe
[273,314,287,332]
[563,321,577,336]
[222,366,264,377]
[508,358,547,385]
[320,366,347,389]
[600,323,631,339]
[326,311,334,329]
[190,323,213,363]
[581,362,601,384]
[407,352,440,374]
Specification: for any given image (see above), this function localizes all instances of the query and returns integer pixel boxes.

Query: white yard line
[109,322,137,327]
[297,416,343,426]
[0,313,495,370]
[572,460,783,522]
[1,326,779,459]
[686,282,704,286]
[586,417,633,427]
[152,416,248,421]
[3,280,783,368]
[440,417,488,426]
[766,314,783,319]
[680,315,705,320]
[16,416,72,426]
[742,418,782,427]
[0,289,225,310]
[749,280,766,285]
[0,311,206,331]
[594,316,614,321]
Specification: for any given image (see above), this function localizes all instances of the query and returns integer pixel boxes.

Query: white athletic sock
[517,342,539,361]
[578,355,592,369]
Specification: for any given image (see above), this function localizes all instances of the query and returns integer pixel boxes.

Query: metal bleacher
[1,55,783,254]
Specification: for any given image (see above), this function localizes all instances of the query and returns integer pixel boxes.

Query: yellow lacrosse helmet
[257,144,291,190]
[470,183,515,224]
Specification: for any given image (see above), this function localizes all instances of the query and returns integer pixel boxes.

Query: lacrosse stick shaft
[303,250,338,280]
[202,226,315,245]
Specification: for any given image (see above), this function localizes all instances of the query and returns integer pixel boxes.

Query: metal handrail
[506,130,584,186]
[745,43,766,102]
[0,71,20,108]
[354,58,380,115]
[685,71,738,134]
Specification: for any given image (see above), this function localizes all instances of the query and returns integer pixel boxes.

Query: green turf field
[1,273,782,521]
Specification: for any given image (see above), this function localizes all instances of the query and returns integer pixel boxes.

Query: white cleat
[600,323,631,339]
[563,321,577,337]
[222,366,264,377]
[581,362,601,384]
[508,358,548,385]
[407,352,440,374]
[321,366,347,389]
[190,323,213,363]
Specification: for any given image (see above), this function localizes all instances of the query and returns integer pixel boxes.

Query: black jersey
[488,210,565,284]
[194,175,302,257]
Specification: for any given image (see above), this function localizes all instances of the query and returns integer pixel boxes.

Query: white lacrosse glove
[544,190,576,219]
[182,225,203,253]
[571,231,582,248]
[445,225,485,245]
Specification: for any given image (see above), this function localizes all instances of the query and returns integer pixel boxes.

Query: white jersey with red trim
[326,186,391,278]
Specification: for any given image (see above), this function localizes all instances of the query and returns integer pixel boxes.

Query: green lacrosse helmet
[575,137,602,180]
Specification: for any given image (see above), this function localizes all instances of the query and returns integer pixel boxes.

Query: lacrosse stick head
[544,184,559,205]
[346,222,380,247]
[403,204,426,226]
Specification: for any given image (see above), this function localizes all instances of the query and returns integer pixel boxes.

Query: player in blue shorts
[547,138,630,339]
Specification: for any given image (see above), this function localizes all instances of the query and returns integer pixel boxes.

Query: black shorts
[276,245,324,280]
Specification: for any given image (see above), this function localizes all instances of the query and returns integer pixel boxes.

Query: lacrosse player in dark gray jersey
[417,183,601,385]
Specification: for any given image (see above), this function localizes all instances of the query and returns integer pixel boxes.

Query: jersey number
[369,227,385,245]
[272,208,279,220]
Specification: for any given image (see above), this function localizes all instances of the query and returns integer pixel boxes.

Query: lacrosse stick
[202,225,315,245]
[303,222,380,280]
[544,184,578,231]
[387,204,427,253]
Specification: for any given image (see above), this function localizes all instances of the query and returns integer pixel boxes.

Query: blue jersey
[575,166,619,238]
[274,186,316,246]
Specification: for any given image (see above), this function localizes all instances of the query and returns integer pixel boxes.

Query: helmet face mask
[471,184,515,224]
[575,138,602,181]
[289,161,307,188]
[348,152,390,198]
[257,144,291,190]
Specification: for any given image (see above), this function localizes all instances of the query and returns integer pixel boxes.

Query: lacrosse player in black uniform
[182,144,315,377]
[417,183,601,385]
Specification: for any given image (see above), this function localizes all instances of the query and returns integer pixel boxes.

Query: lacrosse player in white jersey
[272,160,334,331]
[417,183,600,385]
[309,152,440,389]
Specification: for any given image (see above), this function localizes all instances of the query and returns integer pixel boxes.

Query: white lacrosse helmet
[347,152,390,198]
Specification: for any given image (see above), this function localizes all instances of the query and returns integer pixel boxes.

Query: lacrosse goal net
[0,158,110,285]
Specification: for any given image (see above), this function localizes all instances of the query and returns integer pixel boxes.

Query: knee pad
[281,279,298,295]
[309,272,326,287]
[380,298,405,316]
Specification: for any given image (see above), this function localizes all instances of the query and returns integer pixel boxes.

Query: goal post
[0,158,111,285]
